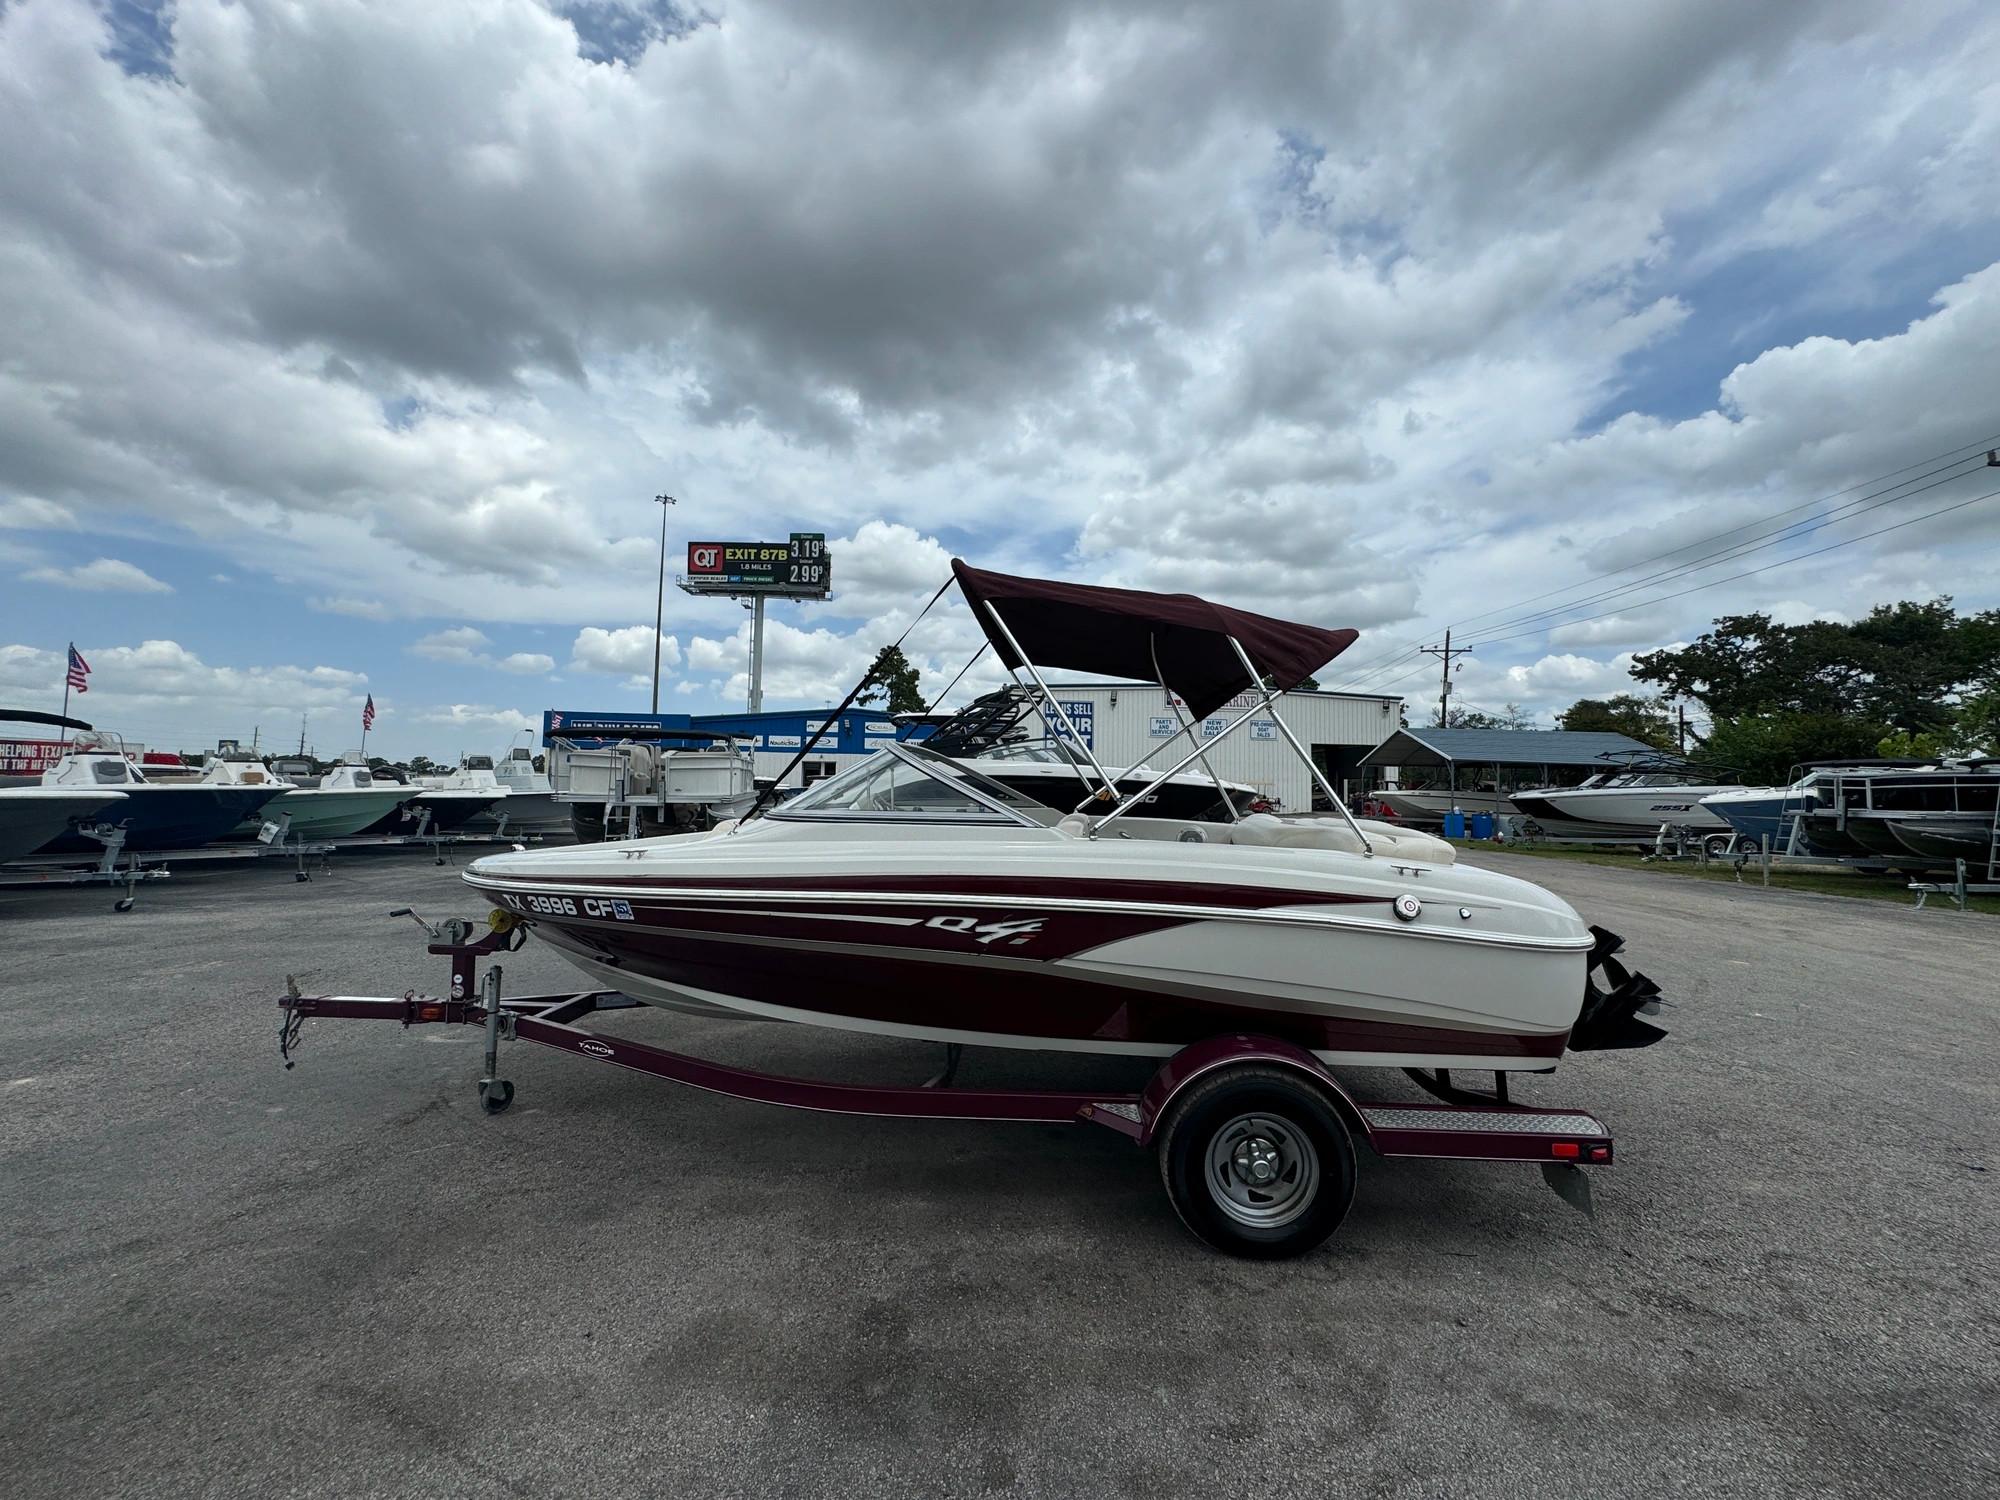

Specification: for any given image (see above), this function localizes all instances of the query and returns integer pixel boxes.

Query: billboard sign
[683,533,830,596]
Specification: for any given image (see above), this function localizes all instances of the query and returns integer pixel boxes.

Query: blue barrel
[1441,810,1467,839]
[1470,812,1496,840]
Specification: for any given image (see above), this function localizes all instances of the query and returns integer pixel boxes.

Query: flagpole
[61,641,72,722]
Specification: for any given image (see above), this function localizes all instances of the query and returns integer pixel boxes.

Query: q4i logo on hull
[923,915,1045,946]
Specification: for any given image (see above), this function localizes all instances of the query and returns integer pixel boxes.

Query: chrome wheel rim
[1205,1112,1319,1228]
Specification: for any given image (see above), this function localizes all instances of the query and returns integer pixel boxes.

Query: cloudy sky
[3,0,1998,759]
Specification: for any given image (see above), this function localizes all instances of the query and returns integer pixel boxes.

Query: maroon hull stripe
[527,921,1567,1060]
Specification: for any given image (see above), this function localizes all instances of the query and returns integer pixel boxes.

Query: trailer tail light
[1550,1141,1580,1159]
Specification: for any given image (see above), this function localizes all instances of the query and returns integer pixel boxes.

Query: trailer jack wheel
[479,1078,515,1114]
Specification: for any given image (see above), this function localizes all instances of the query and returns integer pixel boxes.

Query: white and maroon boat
[465,741,1614,1070]
[285,562,1665,1257]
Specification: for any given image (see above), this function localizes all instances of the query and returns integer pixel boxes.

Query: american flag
[362,694,376,730]
[65,644,90,693]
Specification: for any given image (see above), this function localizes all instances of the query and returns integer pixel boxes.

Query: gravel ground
[1,847,1994,1498]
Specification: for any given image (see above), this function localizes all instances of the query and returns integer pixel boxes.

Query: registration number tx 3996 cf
[498,892,635,921]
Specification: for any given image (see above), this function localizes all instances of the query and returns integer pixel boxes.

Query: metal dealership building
[544,683,1403,812]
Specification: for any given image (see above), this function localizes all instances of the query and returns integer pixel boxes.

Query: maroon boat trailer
[278,909,1617,1258]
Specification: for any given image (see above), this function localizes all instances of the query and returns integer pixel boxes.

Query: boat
[1369,786,1518,826]
[1797,760,2000,867]
[463,747,571,835]
[462,560,1663,1070]
[1698,763,1922,858]
[287,562,1662,1259]
[347,757,500,834]
[199,751,419,840]
[1510,755,1736,841]
[16,733,282,854]
[0,786,130,862]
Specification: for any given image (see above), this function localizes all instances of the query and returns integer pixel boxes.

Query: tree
[406,754,444,776]
[1438,701,1536,731]
[1558,694,1676,750]
[1699,713,1888,787]
[857,645,926,715]
[1630,599,2000,734]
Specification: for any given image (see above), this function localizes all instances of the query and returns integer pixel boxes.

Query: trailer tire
[1156,1065,1355,1259]
[479,1079,514,1114]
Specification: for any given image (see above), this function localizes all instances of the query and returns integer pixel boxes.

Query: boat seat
[1226,813,1457,865]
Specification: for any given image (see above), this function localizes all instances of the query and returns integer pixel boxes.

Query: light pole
[651,493,675,712]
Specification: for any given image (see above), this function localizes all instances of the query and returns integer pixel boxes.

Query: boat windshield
[772,743,1042,824]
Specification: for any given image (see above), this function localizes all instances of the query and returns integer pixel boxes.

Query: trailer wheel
[1156,1065,1355,1259]
[479,1079,514,1115]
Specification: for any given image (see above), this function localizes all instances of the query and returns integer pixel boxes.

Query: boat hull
[464,844,1596,1070]
[1886,815,1996,866]
[30,786,282,854]
[1698,791,1829,855]
[237,787,419,840]
[0,789,129,863]
[1512,788,1729,841]
[357,791,500,835]
[467,791,572,834]
[1370,790,1518,826]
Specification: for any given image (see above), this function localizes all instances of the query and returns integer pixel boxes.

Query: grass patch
[1450,839,2000,915]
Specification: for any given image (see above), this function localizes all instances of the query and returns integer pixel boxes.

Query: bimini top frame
[950,560,1375,853]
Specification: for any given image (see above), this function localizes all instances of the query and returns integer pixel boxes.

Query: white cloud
[0,638,368,748]
[419,704,538,736]
[409,626,493,663]
[0,496,78,528]
[570,625,681,675]
[312,595,393,620]
[23,556,172,592]
[496,651,554,675]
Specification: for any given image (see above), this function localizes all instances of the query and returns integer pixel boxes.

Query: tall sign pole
[749,596,766,713]
[652,494,676,712]
[1420,629,1473,728]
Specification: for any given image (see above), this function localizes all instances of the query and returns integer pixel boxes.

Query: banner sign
[1051,700,1095,749]
[0,738,152,774]
[684,533,830,595]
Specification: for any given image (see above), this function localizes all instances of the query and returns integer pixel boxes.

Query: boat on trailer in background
[279,561,1667,1258]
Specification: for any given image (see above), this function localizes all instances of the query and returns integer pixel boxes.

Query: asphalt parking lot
[2,848,1994,1498]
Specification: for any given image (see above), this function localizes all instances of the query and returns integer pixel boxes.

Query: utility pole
[1677,702,1688,753]
[297,713,308,756]
[1420,630,1473,727]
[652,493,676,713]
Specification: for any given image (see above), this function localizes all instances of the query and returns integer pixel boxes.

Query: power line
[1469,480,2000,648]
[1328,430,2000,687]
[1340,478,2000,697]
[1445,457,1990,651]
[1332,454,1970,685]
